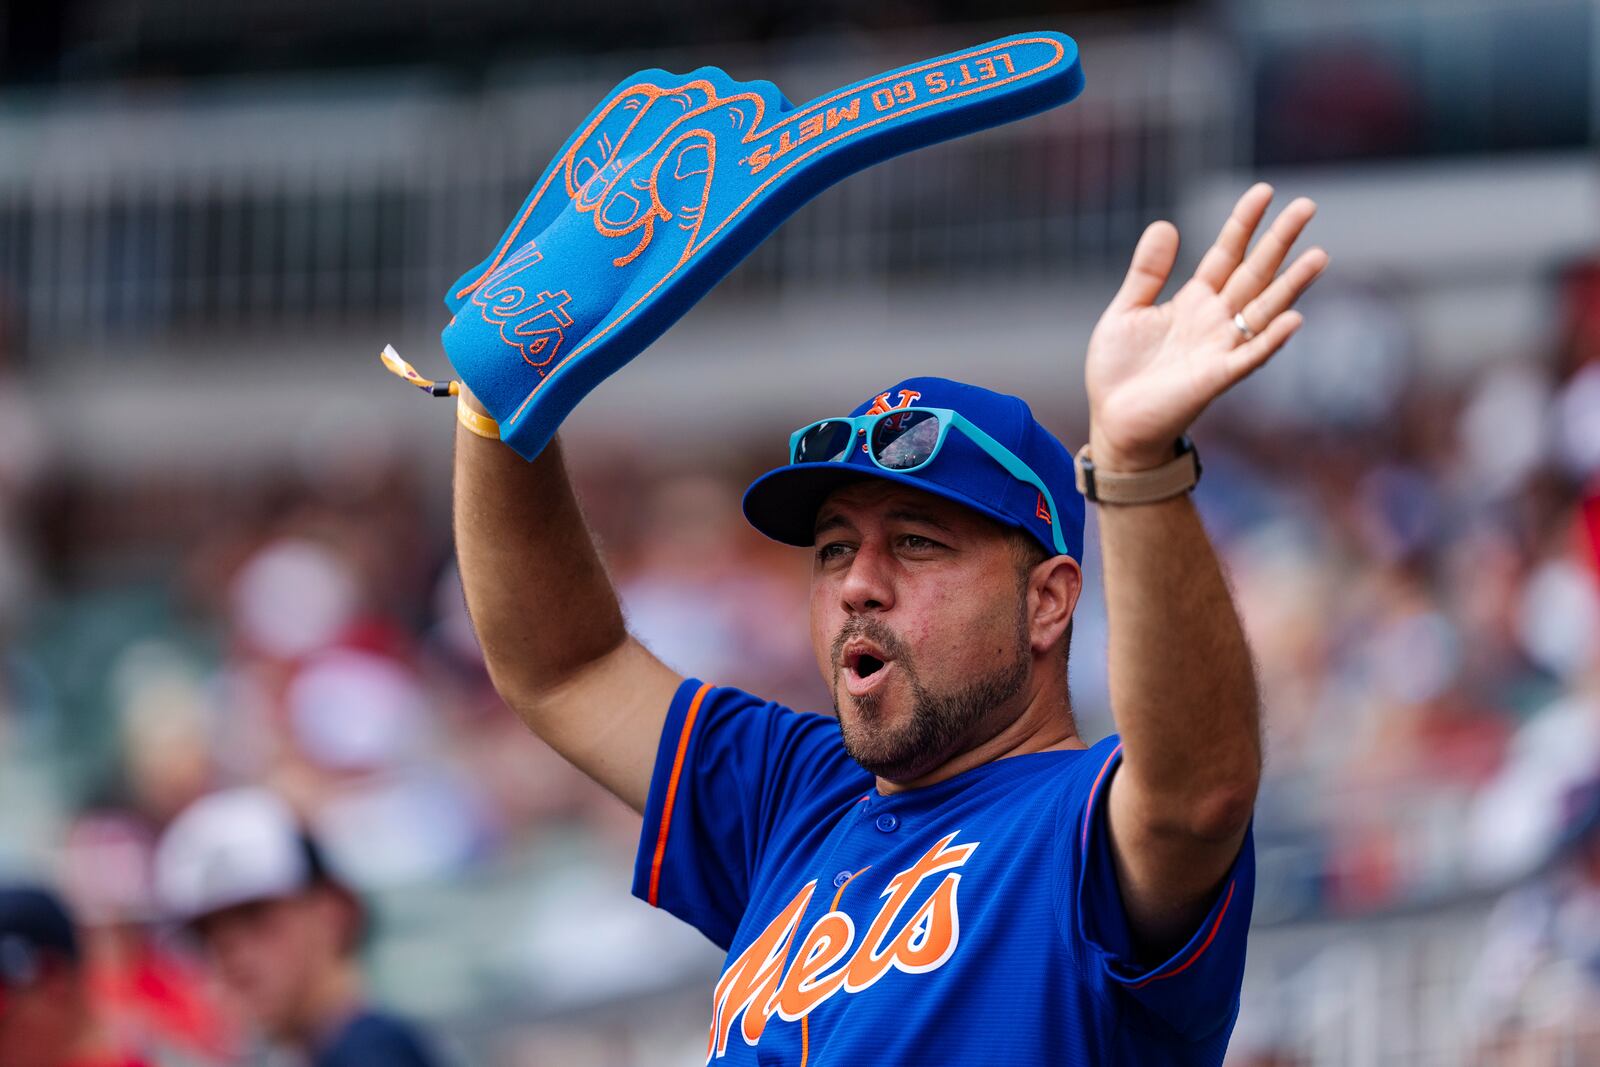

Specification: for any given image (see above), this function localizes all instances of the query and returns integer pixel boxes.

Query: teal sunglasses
[788,406,1070,557]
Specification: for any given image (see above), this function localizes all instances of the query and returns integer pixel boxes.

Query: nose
[838,539,896,615]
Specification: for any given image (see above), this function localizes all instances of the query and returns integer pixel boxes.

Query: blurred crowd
[0,256,1599,1064]
[1231,261,1600,920]
[1218,259,1600,1065]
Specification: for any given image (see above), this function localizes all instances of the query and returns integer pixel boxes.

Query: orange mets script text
[471,241,575,371]
[705,832,979,1060]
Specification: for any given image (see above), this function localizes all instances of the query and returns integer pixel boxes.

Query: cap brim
[742,462,1026,546]
[177,888,294,929]
[180,877,361,933]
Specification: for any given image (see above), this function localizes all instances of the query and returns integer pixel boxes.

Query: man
[453,183,1325,1063]
[0,884,151,1067]
[152,788,439,1067]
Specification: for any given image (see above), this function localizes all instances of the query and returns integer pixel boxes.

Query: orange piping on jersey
[1080,742,1123,852]
[1125,878,1236,990]
[647,682,713,907]
[799,865,871,1067]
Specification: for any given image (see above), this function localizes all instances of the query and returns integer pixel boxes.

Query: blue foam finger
[441,71,743,315]
[442,32,1084,459]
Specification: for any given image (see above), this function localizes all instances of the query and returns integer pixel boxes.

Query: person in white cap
[153,789,438,1067]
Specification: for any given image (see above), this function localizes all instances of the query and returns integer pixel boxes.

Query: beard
[830,609,1031,782]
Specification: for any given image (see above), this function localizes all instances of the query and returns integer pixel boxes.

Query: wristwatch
[1074,436,1202,506]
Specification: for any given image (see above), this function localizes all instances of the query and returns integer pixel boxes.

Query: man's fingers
[1193,183,1274,292]
[1112,220,1180,309]
[1220,197,1318,311]
[1236,247,1328,338]
[1222,310,1304,389]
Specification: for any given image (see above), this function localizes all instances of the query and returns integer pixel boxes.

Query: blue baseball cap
[0,886,79,991]
[742,376,1085,561]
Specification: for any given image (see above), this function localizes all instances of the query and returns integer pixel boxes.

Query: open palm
[1085,184,1329,470]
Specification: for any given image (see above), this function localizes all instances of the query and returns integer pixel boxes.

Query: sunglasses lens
[871,410,942,470]
[794,420,854,463]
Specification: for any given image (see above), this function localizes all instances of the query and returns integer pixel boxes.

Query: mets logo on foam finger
[705,832,977,1061]
[471,242,576,371]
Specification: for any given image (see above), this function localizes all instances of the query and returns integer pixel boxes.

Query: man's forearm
[1080,186,1316,950]
[452,423,627,703]
[451,403,679,813]
[1097,491,1261,836]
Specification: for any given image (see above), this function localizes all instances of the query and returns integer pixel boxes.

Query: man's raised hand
[1084,183,1329,471]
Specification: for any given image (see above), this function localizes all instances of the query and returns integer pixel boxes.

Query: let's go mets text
[739,51,1021,176]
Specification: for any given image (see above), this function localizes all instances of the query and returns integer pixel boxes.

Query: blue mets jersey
[633,678,1255,1065]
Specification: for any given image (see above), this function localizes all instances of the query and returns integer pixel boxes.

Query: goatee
[831,614,1030,782]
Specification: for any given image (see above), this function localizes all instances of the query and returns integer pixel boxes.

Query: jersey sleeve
[1055,738,1256,1042]
[631,677,859,950]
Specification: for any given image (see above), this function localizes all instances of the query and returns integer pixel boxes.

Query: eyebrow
[813,512,856,539]
[813,507,956,539]
[886,507,955,532]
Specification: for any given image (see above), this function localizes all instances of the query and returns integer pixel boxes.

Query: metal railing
[1238,892,1600,1067]
[0,22,1237,360]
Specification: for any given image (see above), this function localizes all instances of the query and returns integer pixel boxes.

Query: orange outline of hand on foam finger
[458,39,1063,306]
[454,37,1070,434]
[606,129,717,269]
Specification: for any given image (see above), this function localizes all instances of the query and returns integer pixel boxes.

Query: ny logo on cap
[864,389,922,415]
[860,390,924,454]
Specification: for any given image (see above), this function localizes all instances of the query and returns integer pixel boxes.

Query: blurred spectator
[1556,258,1600,379]
[60,811,237,1065]
[0,885,152,1067]
[616,472,823,705]
[153,789,441,1067]
[1469,816,1600,1064]
[1254,38,1423,165]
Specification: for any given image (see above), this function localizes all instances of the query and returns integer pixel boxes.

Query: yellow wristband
[455,394,502,440]
[380,344,502,441]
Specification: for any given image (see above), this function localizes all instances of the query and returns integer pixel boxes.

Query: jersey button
[832,870,852,888]
[875,813,899,833]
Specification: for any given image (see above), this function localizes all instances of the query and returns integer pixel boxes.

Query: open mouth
[842,642,896,697]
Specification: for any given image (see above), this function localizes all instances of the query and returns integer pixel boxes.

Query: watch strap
[1074,436,1201,505]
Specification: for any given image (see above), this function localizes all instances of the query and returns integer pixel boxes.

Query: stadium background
[3,0,1600,1063]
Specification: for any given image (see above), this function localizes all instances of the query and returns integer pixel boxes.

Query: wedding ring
[1232,311,1256,341]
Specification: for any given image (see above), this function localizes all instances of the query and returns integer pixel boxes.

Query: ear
[315,884,367,957]
[1027,555,1082,657]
